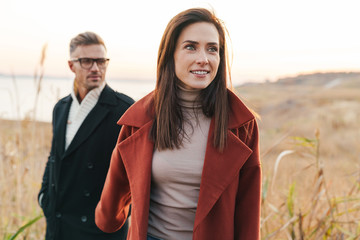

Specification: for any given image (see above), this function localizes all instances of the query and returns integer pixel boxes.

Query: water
[0,75,155,122]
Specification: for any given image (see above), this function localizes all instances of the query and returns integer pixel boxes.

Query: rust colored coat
[95,90,261,240]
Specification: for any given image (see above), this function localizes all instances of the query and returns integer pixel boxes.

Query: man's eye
[82,58,92,64]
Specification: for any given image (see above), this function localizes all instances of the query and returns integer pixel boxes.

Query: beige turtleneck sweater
[147,87,211,240]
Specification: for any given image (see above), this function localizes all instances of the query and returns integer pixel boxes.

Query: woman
[95,8,261,240]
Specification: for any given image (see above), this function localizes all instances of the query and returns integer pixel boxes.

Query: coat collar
[63,85,117,158]
[54,84,116,159]
[118,89,254,129]
[227,89,255,129]
[117,89,255,236]
[117,91,154,127]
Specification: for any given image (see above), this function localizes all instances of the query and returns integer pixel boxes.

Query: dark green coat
[39,85,133,240]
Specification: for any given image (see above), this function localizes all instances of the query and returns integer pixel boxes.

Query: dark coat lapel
[62,105,109,159]
[63,85,116,159]
[54,95,72,158]
[53,95,72,188]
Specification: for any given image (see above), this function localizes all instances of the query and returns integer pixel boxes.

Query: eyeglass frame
[70,58,110,70]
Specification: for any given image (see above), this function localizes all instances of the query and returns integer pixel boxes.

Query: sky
[1,0,359,84]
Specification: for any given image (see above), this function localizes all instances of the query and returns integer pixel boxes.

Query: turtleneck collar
[177,84,202,110]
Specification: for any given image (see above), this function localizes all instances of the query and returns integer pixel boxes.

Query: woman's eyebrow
[181,40,219,45]
[181,40,198,44]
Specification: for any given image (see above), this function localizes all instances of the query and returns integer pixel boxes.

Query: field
[1,72,359,239]
[0,120,50,239]
[236,72,360,239]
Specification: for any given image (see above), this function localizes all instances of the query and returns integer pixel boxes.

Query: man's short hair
[69,31,106,55]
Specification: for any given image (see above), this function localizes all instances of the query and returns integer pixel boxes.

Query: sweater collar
[71,81,106,105]
[177,85,202,110]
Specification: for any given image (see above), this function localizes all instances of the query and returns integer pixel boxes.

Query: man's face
[68,44,107,96]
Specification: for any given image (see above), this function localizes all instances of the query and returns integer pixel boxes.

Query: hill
[236,71,359,155]
[275,71,360,87]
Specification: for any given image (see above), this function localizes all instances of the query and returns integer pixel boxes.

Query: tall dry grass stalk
[33,43,47,122]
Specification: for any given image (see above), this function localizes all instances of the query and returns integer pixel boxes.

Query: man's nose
[90,61,100,71]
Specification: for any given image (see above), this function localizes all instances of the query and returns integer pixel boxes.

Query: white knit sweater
[65,83,105,150]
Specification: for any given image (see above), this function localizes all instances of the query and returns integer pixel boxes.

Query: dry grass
[1,72,359,239]
[236,76,360,239]
[0,119,50,239]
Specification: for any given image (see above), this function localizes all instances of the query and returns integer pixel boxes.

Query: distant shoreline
[0,73,156,83]
[2,70,359,86]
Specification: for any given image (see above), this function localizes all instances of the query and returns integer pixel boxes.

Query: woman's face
[174,22,220,90]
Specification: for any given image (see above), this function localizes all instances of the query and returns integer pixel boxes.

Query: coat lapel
[62,85,115,159]
[193,90,255,229]
[62,104,109,158]
[118,121,154,239]
[116,92,155,238]
[53,95,71,187]
[54,96,71,158]
[193,119,253,229]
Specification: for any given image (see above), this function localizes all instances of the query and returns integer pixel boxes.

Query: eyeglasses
[71,58,110,70]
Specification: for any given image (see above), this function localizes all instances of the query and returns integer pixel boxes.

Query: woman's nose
[196,50,209,65]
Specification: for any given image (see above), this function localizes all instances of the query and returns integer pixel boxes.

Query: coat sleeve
[95,125,132,233]
[234,119,261,239]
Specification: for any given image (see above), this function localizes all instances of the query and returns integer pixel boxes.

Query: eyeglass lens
[79,58,108,69]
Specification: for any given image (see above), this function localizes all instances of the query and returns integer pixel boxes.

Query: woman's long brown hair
[150,8,231,152]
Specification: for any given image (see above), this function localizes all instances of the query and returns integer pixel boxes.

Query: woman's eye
[208,46,218,52]
[185,45,195,50]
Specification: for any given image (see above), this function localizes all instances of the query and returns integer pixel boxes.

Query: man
[38,31,133,240]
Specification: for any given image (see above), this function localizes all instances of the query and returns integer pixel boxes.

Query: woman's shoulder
[117,91,155,127]
[227,89,257,129]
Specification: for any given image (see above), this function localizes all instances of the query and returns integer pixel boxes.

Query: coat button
[87,162,94,169]
[81,216,87,222]
[83,190,90,197]
[51,183,55,188]
[55,212,62,218]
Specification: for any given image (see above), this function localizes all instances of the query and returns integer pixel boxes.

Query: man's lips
[88,75,101,79]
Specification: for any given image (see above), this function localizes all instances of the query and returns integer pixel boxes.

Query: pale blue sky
[1,0,359,84]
